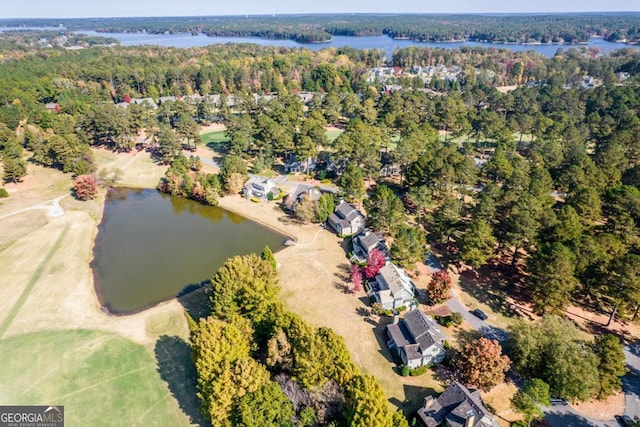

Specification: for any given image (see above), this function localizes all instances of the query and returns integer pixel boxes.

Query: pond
[91,188,287,314]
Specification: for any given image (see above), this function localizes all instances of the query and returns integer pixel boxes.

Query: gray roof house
[416,381,499,427]
[351,229,390,263]
[327,201,365,236]
[283,184,322,212]
[386,308,445,369]
[369,262,417,311]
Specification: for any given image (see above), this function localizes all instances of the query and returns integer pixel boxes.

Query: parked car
[549,397,569,406]
[470,308,488,320]
[617,415,636,427]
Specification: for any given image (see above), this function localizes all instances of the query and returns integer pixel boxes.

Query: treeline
[0,31,117,51]
[189,251,408,426]
[4,14,640,44]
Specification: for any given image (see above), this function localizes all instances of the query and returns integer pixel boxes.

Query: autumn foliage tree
[351,264,363,293]
[457,337,511,391]
[73,174,98,200]
[364,249,386,279]
[425,270,452,304]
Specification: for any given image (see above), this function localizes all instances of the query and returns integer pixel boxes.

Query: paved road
[431,252,636,427]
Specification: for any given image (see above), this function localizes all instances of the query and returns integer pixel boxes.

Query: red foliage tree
[364,249,386,279]
[456,337,511,391]
[350,264,363,293]
[425,270,452,304]
[123,93,132,103]
[73,174,98,201]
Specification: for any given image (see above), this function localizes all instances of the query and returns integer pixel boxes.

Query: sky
[2,0,639,19]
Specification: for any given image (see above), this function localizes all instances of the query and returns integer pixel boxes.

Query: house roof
[335,202,363,222]
[354,230,385,253]
[387,309,445,363]
[417,382,498,427]
[328,213,351,231]
[376,263,415,299]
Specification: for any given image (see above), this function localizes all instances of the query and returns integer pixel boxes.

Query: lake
[78,30,639,58]
[91,188,287,314]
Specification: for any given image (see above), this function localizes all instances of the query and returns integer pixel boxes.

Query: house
[283,184,322,212]
[380,163,401,177]
[243,177,278,200]
[327,201,365,236]
[285,156,317,174]
[45,102,60,112]
[369,262,417,310]
[386,308,445,369]
[416,381,500,427]
[130,97,157,109]
[351,229,390,263]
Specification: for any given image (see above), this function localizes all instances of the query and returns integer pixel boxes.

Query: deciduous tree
[425,270,452,304]
[73,174,98,200]
[457,337,510,391]
[364,249,386,279]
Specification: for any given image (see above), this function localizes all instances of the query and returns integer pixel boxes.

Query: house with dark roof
[351,229,390,263]
[416,381,499,427]
[386,308,445,369]
[369,262,417,310]
[327,201,365,236]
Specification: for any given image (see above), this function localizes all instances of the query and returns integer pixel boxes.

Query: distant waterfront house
[369,262,417,310]
[351,229,390,264]
[285,155,317,174]
[416,381,499,427]
[243,177,278,200]
[327,201,365,236]
[283,184,322,212]
[386,308,445,369]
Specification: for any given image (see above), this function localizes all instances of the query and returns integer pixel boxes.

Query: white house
[327,201,365,236]
[368,262,417,310]
[243,177,278,200]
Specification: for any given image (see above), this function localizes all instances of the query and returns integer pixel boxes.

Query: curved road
[427,254,636,427]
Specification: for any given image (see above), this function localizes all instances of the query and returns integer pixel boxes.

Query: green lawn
[325,129,343,144]
[200,130,229,145]
[0,330,201,427]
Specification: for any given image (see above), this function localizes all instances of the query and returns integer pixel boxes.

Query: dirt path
[0,194,67,220]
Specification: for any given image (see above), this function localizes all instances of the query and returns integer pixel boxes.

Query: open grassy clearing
[0,329,199,427]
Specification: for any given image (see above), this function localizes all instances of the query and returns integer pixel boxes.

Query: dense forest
[2,13,640,44]
[1,36,640,420]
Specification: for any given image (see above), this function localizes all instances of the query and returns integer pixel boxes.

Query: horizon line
[2,11,640,20]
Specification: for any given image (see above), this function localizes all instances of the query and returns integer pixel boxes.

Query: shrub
[401,365,410,377]
[267,191,274,201]
[450,312,464,326]
[251,197,260,203]
[0,188,8,198]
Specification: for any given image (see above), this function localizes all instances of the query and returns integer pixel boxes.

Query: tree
[261,246,277,271]
[340,164,365,204]
[527,243,579,315]
[73,174,98,200]
[3,156,27,183]
[364,249,386,279]
[232,381,294,427]
[511,379,550,427]
[154,124,181,164]
[364,185,405,235]
[351,264,363,293]
[507,316,600,401]
[220,155,247,194]
[316,193,335,223]
[425,270,452,304]
[345,374,395,427]
[460,219,496,269]
[391,225,426,267]
[457,337,511,391]
[593,334,627,399]
[294,193,318,223]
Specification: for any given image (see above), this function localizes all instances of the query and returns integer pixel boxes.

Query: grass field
[0,330,198,427]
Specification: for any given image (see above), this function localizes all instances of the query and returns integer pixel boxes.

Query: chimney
[465,410,476,427]
[423,396,434,409]
[393,312,400,325]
